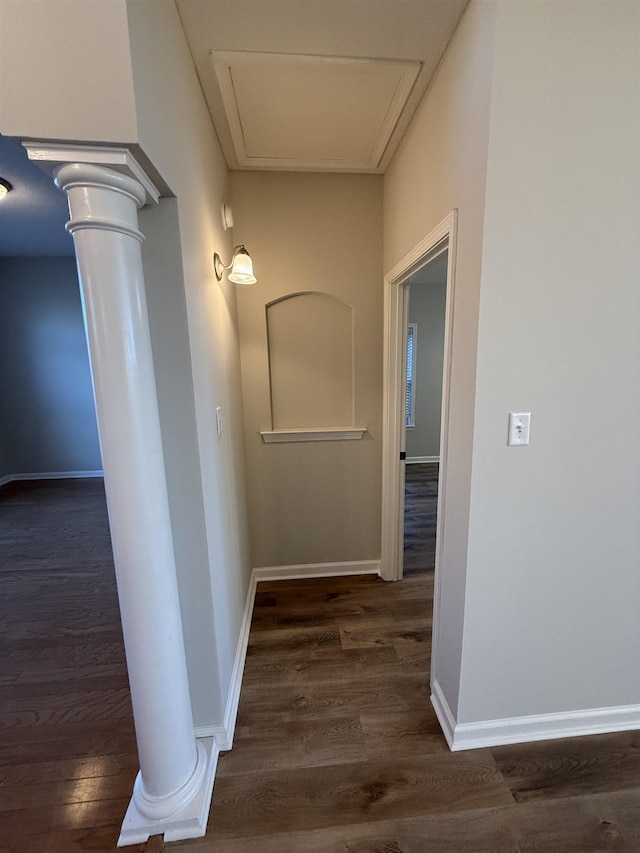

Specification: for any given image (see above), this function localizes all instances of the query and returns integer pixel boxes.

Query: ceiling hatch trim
[211,51,421,173]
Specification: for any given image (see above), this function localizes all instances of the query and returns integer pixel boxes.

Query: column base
[117,738,219,847]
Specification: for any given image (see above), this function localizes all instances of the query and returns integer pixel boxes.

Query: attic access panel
[212,51,421,172]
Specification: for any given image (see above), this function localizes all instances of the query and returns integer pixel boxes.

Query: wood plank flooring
[168,464,640,852]
[0,478,144,853]
[403,462,438,575]
[3,472,640,852]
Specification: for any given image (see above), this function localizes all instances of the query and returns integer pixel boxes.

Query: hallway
[170,585,640,851]
[168,466,640,851]
[3,479,640,851]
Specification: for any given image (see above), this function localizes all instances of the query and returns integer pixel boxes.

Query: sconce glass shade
[0,178,13,200]
[228,247,256,285]
[214,244,257,285]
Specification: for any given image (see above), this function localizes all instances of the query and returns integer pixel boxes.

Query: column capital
[53,162,147,242]
[54,162,146,207]
[23,142,160,205]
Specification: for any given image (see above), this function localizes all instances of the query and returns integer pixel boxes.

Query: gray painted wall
[126,0,252,729]
[0,257,101,478]
[458,0,640,725]
[232,171,383,569]
[384,0,494,717]
[139,198,223,727]
[406,277,446,459]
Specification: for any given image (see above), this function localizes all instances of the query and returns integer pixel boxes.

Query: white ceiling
[177,0,469,173]
[211,51,421,172]
[0,1,468,257]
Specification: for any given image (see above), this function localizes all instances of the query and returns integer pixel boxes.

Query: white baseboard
[0,470,103,486]
[430,678,457,749]
[194,571,258,751]
[406,456,439,464]
[253,559,381,582]
[431,677,640,751]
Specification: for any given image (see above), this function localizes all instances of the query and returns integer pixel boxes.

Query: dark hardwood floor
[3,473,640,852]
[169,464,640,852]
[403,462,438,575]
[0,478,144,853]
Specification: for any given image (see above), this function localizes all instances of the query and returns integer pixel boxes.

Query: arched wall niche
[266,291,355,431]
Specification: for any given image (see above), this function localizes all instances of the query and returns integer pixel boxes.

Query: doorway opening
[403,250,448,578]
[380,211,457,682]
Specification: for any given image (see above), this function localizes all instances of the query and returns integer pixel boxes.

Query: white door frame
[380,210,458,592]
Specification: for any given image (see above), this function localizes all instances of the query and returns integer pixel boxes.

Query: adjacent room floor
[0,478,145,853]
[403,462,438,576]
[2,474,640,851]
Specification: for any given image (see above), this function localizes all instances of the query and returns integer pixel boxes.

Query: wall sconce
[214,245,257,285]
[0,178,13,200]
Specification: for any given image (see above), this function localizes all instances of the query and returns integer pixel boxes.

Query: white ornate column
[25,145,216,846]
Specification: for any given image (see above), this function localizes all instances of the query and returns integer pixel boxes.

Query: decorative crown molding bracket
[23,142,160,205]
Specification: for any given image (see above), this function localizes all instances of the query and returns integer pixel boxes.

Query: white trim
[0,471,103,485]
[406,322,417,428]
[211,51,420,173]
[380,261,406,581]
[253,560,381,582]
[260,427,366,443]
[23,143,160,205]
[406,456,439,464]
[385,216,452,283]
[431,678,640,752]
[430,678,457,750]
[194,571,258,751]
[118,738,219,846]
[452,706,640,751]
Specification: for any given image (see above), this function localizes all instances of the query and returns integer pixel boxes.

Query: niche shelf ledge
[260,427,367,444]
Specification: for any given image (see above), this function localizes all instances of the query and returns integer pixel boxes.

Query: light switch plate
[215,406,223,436]
[508,412,530,446]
